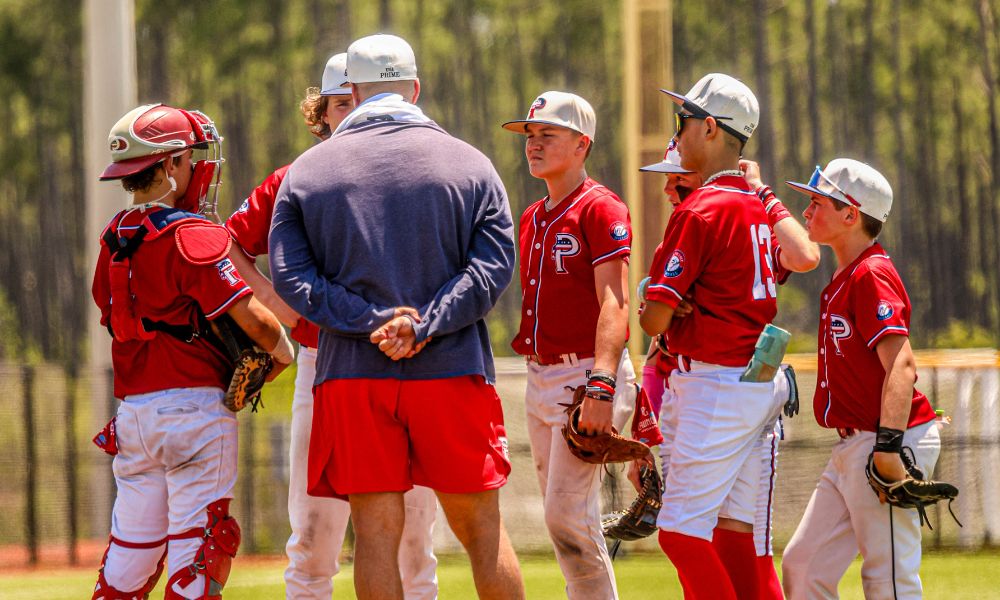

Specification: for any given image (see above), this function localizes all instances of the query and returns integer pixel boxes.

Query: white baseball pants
[525,350,636,600]
[653,366,783,556]
[104,387,238,598]
[656,360,786,540]
[781,419,941,600]
[286,347,439,599]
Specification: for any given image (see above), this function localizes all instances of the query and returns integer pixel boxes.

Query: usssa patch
[876,300,894,321]
[609,222,629,241]
[665,249,685,278]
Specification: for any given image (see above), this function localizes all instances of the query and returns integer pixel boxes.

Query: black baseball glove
[865,449,961,529]
[782,364,799,418]
[601,466,662,558]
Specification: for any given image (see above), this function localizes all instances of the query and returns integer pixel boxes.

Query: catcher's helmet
[100,103,218,180]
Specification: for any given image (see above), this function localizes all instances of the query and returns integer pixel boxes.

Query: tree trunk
[977,0,1000,337]
[751,0,777,186]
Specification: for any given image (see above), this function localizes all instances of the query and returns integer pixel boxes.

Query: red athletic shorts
[308,375,511,497]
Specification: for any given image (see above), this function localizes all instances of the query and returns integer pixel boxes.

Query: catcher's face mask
[176,109,225,220]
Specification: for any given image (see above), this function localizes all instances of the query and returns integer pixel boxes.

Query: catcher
[780,158,958,600]
[90,104,292,599]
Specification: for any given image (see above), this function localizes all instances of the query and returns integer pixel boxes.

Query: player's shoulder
[521,198,547,222]
[575,180,628,219]
[580,179,624,204]
[263,164,291,188]
[142,211,231,265]
[690,180,756,206]
[850,246,903,285]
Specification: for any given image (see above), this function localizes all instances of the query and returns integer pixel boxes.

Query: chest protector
[100,207,232,343]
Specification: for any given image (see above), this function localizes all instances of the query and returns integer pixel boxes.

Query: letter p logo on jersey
[552,233,580,274]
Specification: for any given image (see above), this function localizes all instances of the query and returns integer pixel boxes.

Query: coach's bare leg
[437,489,525,600]
[349,492,405,600]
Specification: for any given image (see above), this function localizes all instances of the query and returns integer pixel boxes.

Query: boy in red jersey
[503,91,637,599]
[92,104,292,599]
[781,159,940,600]
[640,140,819,599]
[640,73,791,599]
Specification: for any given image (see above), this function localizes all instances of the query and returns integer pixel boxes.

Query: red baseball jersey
[93,209,252,398]
[225,164,320,348]
[645,175,787,367]
[814,243,936,431]
[226,164,290,258]
[511,178,631,356]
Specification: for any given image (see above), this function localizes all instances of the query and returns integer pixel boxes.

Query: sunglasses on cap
[807,165,861,207]
[674,112,747,145]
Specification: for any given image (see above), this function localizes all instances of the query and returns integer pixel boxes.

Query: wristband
[756,185,792,227]
[754,185,773,203]
[586,369,616,400]
[268,327,295,365]
[873,426,905,453]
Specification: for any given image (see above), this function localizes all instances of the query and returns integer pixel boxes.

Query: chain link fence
[1,351,997,569]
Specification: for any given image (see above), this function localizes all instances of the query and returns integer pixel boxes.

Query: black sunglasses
[675,104,747,145]
[674,113,708,135]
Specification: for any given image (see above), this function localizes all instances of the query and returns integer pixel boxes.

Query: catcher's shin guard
[92,535,167,600]
[166,499,241,599]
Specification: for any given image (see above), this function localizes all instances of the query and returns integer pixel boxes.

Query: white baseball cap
[640,138,691,173]
[502,91,597,140]
[346,34,417,84]
[320,53,351,96]
[661,73,759,143]
[786,158,893,222]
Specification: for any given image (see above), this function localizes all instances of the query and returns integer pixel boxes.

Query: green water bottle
[740,324,791,383]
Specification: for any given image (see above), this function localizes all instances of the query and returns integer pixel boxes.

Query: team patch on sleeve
[876,300,894,321]
[236,198,250,214]
[609,221,629,241]
[664,250,685,278]
[216,258,241,286]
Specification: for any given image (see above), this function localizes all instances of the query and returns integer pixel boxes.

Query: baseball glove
[602,465,662,541]
[865,449,961,529]
[561,385,652,464]
[208,315,273,413]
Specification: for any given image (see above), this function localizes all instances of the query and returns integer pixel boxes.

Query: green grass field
[3,550,999,599]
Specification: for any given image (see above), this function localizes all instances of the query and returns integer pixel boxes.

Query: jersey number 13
[749,224,777,300]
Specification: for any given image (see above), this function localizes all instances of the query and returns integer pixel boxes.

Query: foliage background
[1,0,998,366]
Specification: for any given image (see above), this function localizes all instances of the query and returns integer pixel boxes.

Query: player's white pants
[103,387,237,598]
[655,368,782,556]
[753,418,781,557]
[656,360,786,540]
[782,419,941,600]
[286,347,439,600]
[524,350,636,600]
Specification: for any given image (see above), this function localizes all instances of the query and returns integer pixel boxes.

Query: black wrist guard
[873,427,905,453]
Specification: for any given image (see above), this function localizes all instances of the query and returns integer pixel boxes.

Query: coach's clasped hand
[369,306,433,361]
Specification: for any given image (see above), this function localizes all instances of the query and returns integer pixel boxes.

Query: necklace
[704,169,744,186]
